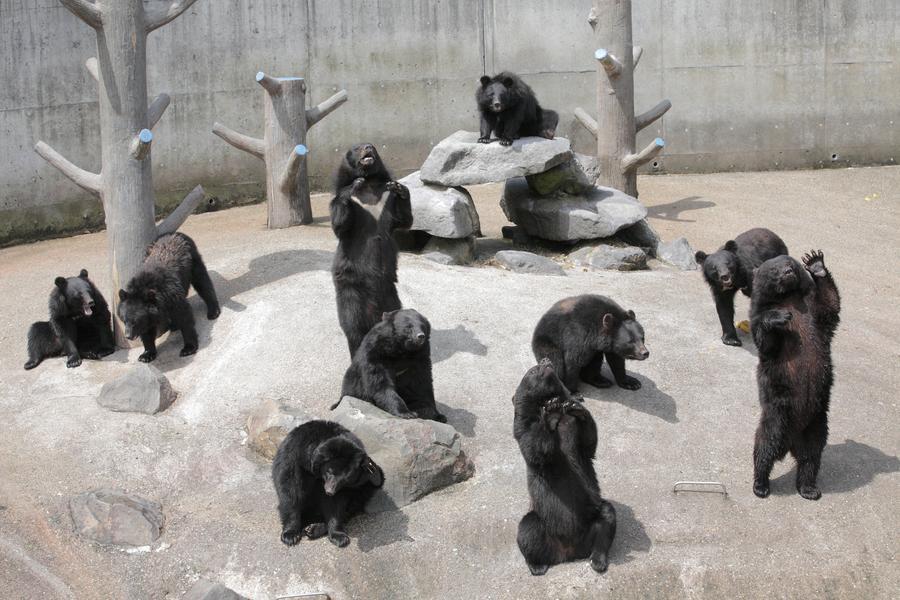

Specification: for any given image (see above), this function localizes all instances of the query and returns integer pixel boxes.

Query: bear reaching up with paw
[476,71,559,146]
[750,251,841,500]
[117,232,220,363]
[24,269,115,370]
[331,143,413,357]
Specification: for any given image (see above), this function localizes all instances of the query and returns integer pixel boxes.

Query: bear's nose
[415,332,426,341]
[492,102,501,109]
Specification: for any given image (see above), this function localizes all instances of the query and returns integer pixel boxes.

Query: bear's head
[342,143,390,180]
[116,287,161,341]
[752,255,813,301]
[695,240,741,292]
[382,308,430,353]
[312,437,383,495]
[53,269,96,318]
[603,310,649,361]
[477,74,517,113]
[513,358,568,409]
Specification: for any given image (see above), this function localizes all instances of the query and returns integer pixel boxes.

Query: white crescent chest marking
[351,190,391,221]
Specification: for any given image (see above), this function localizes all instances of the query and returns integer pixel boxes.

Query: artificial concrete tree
[574,0,672,197]
[213,72,348,228]
[34,0,205,345]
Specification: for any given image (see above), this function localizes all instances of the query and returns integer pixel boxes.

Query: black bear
[750,251,840,500]
[334,309,446,422]
[532,295,649,394]
[695,228,788,346]
[514,359,617,575]
[272,420,384,548]
[24,269,115,369]
[117,232,220,363]
[331,143,413,357]
[476,71,559,146]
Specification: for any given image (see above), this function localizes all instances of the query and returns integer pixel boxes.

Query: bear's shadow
[353,500,413,553]
[768,438,900,496]
[149,249,333,371]
[431,324,488,364]
[437,403,478,438]
[608,499,652,565]
[584,373,678,423]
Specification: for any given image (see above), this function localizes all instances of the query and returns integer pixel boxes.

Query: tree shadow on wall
[646,196,716,222]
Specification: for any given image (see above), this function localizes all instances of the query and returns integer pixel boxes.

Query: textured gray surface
[494,250,565,276]
[570,244,649,271]
[399,171,480,239]
[96,364,176,414]
[657,237,698,271]
[69,489,164,549]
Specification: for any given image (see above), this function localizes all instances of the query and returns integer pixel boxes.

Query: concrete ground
[0,167,898,600]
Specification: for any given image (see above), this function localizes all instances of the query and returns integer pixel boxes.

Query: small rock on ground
[494,251,565,276]
[246,398,313,460]
[69,489,164,548]
[421,236,476,265]
[331,397,475,512]
[184,580,250,600]
[420,130,572,187]
[616,218,661,257]
[501,177,647,242]
[658,237,698,270]
[96,364,176,414]
[399,171,481,239]
[570,244,649,271]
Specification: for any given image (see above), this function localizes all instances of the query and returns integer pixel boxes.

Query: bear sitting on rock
[476,71,559,146]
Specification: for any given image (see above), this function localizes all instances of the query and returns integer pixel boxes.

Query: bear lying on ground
[24,269,115,369]
[272,420,384,548]
[331,143,413,357]
[532,295,649,394]
[117,232,220,363]
[514,359,617,575]
[333,308,446,422]
[476,71,559,145]
[750,251,840,500]
[695,228,788,346]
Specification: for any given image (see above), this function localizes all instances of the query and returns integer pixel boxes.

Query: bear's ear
[627,309,636,320]
[479,75,491,87]
[78,269,89,279]
[501,76,515,87]
[363,457,383,486]
[381,310,398,321]
[602,313,617,331]
[724,240,738,253]
[694,251,707,264]
[145,289,157,304]
[118,289,128,301]
[54,277,67,289]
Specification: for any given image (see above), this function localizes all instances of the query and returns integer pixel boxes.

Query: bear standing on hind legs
[476,72,559,146]
[514,359,617,575]
[750,251,840,500]
[331,143,413,357]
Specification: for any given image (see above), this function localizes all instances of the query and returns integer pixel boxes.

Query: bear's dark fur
[24,269,115,370]
[476,72,559,146]
[695,228,788,346]
[532,295,649,394]
[272,420,384,548]
[514,359,617,575]
[334,309,446,422]
[117,232,220,363]
[331,143,413,357]
[750,251,840,500]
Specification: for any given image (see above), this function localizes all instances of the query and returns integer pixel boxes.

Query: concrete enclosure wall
[1,0,898,244]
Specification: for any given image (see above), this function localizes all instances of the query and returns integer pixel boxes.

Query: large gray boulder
[570,245,648,271]
[96,364,176,414]
[184,580,250,600]
[658,237,699,270]
[245,398,312,460]
[501,177,647,242]
[420,130,572,187]
[69,489,164,548]
[399,171,480,239]
[494,251,565,276]
[524,153,598,196]
[331,397,475,513]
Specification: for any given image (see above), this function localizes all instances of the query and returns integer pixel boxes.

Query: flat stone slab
[96,364,176,414]
[658,237,699,270]
[69,489,164,548]
[399,171,480,239]
[419,130,572,187]
[494,250,565,276]
[422,236,476,266]
[331,397,475,513]
[246,398,313,460]
[501,177,647,242]
[570,244,648,271]
[184,580,250,600]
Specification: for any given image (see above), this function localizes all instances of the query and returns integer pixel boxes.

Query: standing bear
[695,228,788,346]
[24,269,115,369]
[117,232,220,363]
[532,295,649,394]
[476,71,559,145]
[330,143,413,357]
[750,251,840,500]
